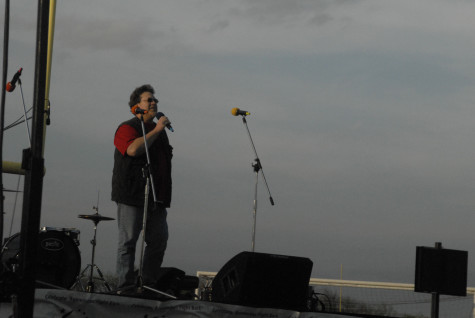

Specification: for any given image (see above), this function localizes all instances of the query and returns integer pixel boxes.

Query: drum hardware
[73,201,114,293]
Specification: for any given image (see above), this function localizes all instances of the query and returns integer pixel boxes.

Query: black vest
[111,117,172,207]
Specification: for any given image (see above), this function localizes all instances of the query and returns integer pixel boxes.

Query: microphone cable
[3,72,31,146]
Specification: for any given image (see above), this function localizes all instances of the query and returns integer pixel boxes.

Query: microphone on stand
[131,105,148,115]
[231,107,250,116]
[156,112,174,132]
[6,67,23,92]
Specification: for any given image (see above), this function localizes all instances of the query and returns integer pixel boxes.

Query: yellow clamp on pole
[2,161,24,175]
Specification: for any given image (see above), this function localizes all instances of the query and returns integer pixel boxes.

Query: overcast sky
[3,0,475,286]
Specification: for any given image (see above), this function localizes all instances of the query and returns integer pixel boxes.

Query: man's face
[137,91,158,121]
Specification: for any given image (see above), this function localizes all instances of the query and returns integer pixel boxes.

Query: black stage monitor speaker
[415,246,468,296]
[153,267,199,300]
[211,251,313,311]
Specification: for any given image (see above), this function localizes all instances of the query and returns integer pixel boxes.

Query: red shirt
[114,122,155,156]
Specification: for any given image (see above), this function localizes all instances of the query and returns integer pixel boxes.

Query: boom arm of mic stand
[242,116,275,206]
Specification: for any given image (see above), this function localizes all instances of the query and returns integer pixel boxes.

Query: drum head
[36,230,81,288]
[1,231,81,289]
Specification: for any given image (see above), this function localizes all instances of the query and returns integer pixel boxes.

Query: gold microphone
[231,107,250,116]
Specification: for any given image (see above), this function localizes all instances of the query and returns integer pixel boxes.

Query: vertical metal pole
[251,166,258,252]
[86,221,98,293]
[431,242,442,318]
[0,0,11,246]
[431,287,440,318]
[17,1,49,317]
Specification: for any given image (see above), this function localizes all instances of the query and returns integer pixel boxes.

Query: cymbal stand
[239,115,275,252]
[73,198,111,293]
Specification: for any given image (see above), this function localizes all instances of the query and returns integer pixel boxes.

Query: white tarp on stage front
[0,289,353,318]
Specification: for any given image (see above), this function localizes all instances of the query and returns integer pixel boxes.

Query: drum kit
[0,205,115,294]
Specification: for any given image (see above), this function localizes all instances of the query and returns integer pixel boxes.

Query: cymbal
[78,213,115,222]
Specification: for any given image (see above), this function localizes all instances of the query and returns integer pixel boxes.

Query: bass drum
[1,230,81,289]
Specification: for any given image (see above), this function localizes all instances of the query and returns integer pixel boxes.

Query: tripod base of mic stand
[116,278,177,300]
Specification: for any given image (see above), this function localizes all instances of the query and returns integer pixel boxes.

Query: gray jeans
[116,203,168,288]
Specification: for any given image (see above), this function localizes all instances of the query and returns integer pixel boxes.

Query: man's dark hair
[129,84,155,108]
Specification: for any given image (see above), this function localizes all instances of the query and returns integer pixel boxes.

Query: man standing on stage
[112,84,173,288]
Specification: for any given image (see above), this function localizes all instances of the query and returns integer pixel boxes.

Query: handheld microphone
[6,68,23,92]
[156,112,174,132]
[231,107,250,116]
[131,104,148,115]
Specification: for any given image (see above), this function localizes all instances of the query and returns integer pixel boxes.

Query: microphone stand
[240,115,274,252]
[118,114,176,300]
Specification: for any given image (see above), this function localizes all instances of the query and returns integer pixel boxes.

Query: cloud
[55,15,156,53]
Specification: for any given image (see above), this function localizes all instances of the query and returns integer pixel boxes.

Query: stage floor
[0,289,356,318]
